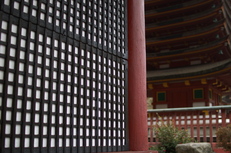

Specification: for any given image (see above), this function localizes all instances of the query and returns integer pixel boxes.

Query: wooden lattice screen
[0,0,128,152]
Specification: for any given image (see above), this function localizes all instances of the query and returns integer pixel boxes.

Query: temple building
[146,0,231,108]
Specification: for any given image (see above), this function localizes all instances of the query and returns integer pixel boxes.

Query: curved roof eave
[146,0,214,18]
[146,6,221,29]
[146,37,228,60]
[147,20,224,42]
[147,58,231,82]
[146,27,220,46]
[146,11,218,32]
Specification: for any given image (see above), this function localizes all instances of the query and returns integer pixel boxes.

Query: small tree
[216,124,231,153]
[151,115,194,153]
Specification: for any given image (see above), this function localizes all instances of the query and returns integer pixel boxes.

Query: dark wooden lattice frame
[0,0,128,152]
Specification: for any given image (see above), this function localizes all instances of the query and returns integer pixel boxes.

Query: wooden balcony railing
[147,105,231,146]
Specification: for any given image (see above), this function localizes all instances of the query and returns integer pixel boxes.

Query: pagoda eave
[146,39,229,61]
[147,59,231,83]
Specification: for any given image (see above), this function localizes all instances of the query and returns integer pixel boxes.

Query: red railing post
[209,112,213,143]
[221,109,226,127]
[203,112,206,142]
[228,110,231,125]
[190,112,194,140]
[150,113,154,144]
[196,111,200,142]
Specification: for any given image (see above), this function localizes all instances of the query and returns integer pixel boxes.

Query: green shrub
[150,115,194,153]
[216,124,231,153]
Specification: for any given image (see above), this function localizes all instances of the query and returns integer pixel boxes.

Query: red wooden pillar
[128,0,149,151]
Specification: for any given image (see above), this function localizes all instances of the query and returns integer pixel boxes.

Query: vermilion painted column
[128,0,148,151]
